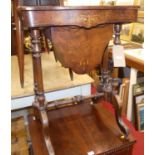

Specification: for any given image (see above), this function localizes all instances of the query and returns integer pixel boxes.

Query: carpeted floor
[11,117,30,155]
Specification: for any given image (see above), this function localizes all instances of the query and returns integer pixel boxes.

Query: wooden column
[31,29,55,155]
[114,24,122,45]
[31,29,45,106]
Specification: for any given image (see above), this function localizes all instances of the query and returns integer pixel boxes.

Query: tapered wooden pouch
[51,24,113,74]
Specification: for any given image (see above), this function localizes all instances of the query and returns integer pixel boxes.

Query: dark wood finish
[114,24,122,45]
[31,29,45,101]
[18,5,139,154]
[111,23,129,138]
[13,0,24,87]
[29,101,136,155]
[11,22,17,55]
[50,25,113,74]
[19,6,138,28]
[111,94,129,138]
[30,29,55,154]
[19,6,138,75]
[46,93,104,110]
[101,45,109,70]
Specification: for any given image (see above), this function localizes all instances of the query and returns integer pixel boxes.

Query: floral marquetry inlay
[79,14,100,27]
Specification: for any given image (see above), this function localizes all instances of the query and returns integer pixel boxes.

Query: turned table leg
[112,24,129,138]
[31,29,55,155]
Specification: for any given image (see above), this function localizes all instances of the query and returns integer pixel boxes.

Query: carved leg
[31,29,55,154]
[98,48,129,138]
[111,23,129,138]
[100,78,129,138]
[33,102,55,155]
[40,109,55,155]
[111,93,129,138]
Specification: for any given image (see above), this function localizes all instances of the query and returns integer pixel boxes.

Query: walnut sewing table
[18,5,139,155]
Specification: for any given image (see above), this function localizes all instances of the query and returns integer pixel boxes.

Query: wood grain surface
[29,101,136,155]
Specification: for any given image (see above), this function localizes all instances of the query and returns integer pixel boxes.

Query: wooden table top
[18,5,139,28]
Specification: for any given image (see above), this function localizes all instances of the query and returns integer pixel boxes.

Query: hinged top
[18,5,139,28]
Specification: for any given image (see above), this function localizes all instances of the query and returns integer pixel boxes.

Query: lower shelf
[28,101,136,155]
